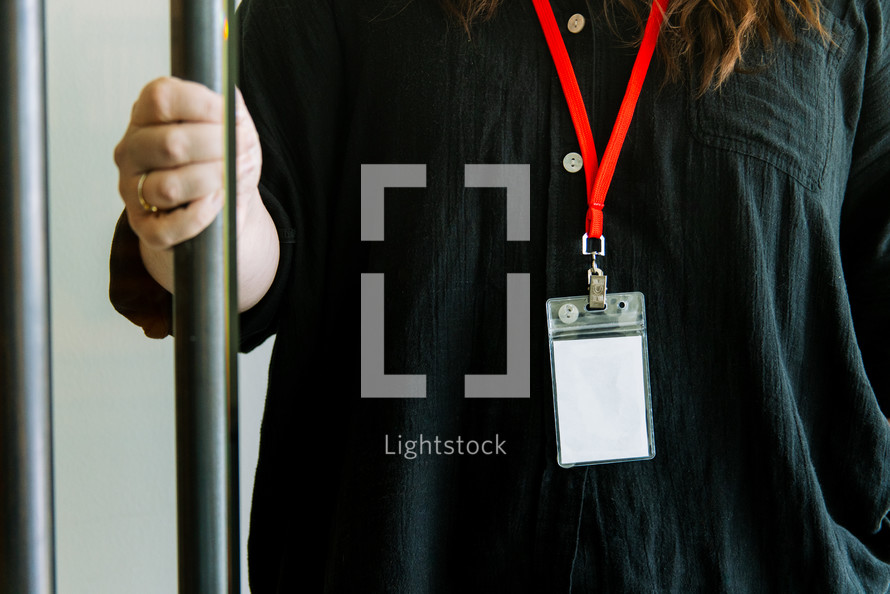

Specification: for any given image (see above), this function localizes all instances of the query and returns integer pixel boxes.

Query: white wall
[46,0,269,592]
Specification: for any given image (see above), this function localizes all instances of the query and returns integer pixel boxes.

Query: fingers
[115,77,262,253]
[131,77,224,126]
[122,159,227,251]
[128,161,225,212]
[129,189,224,251]
[120,122,225,173]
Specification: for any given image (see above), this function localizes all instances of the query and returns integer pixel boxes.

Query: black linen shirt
[111,0,890,590]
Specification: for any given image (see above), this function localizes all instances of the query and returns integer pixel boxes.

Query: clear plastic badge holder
[546,293,655,467]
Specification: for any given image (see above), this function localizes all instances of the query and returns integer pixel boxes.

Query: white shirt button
[563,152,583,173]
[567,14,586,34]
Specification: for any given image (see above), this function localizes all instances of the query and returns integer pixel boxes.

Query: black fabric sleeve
[107,198,292,351]
[841,0,890,413]
[236,0,347,352]
[108,211,174,339]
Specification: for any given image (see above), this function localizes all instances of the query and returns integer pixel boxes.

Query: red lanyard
[532,0,668,239]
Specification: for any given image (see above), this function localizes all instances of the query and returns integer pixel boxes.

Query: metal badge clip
[587,269,607,310]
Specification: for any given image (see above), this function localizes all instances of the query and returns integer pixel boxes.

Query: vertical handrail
[0,0,56,593]
[170,0,240,592]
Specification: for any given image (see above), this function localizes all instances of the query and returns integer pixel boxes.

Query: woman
[112,0,890,590]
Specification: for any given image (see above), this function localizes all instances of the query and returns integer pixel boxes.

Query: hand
[113,76,279,311]
[114,76,263,251]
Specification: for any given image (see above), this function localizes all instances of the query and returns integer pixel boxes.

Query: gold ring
[137,172,158,213]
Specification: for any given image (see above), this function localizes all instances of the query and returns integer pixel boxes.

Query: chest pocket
[687,10,853,191]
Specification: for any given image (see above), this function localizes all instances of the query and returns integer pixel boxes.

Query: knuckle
[118,177,129,201]
[113,134,138,170]
[143,226,174,251]
[113,140,125,167]
[209,195,224,222]
[200,94,219,121]
[199,192,223,225]
[141,79,173,121]
[157,227,178,249]
[159,129,188,163]
[155,175,180,203]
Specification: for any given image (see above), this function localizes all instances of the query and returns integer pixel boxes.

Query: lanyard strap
[532,0,668,238]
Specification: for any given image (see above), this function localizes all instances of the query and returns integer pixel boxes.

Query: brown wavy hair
[441,0,829,95]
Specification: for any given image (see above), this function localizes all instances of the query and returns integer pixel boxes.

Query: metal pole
[0,0,55,592]
[170,0,239,592]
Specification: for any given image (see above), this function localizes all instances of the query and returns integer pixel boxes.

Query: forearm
[139,188,280,313]
[236,188,280,311]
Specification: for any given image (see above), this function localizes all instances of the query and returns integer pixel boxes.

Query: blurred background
[46,0,271,591]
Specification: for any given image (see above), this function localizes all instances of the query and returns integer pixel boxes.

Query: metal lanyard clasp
[582,233,607,310]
